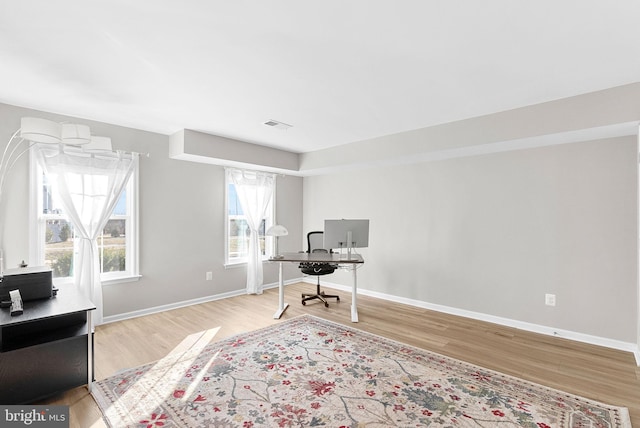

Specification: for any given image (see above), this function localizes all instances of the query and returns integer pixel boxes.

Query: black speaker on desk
[0,266,53,302]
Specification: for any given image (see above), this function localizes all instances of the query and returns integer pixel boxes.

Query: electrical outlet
[545,293,556,306]
[206,272,213,281]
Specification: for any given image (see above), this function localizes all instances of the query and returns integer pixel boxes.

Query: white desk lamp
[266,225,288,259]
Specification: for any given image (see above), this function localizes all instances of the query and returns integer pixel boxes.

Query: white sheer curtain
[36,147,138,325]
[227,168,275,294]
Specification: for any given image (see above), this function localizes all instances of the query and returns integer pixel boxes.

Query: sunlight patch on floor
[101,326,222,420]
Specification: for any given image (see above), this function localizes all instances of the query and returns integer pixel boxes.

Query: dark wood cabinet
[0,287,95,404]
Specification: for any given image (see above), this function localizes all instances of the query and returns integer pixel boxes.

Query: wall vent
[264,119,292,130]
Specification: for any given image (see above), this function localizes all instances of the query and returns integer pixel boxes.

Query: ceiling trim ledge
[169,129,302,175]
[169,83,640,177]
[299,82,640,175]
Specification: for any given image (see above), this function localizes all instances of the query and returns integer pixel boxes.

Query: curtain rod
[35,144,150,160]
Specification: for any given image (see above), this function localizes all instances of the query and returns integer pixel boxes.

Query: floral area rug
[92,314,631,427]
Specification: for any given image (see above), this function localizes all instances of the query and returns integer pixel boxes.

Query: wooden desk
[270,252,364,322]
[0,288,96,403]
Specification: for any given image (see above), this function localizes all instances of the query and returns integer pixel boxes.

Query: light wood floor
[42,282,640,427]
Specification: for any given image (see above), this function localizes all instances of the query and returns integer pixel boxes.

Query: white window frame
[29,149,140,285]
[224,171,275,267]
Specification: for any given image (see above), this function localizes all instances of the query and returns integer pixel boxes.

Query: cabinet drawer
[0,334,90,404]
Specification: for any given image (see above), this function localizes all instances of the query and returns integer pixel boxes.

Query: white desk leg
[351,265,359,322]
[273,261,289,319]
[87,310,93,392]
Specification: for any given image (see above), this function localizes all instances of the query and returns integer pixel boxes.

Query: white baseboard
[305,278,640,365]
[103,277,639,366]
[101,278,300,325]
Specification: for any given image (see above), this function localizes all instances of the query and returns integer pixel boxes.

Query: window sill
[102,274,142,286]
[224,262,245,269]
[53,274,142,287]
[224,259,271,269]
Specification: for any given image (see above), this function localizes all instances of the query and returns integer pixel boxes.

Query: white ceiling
[1,1,640,154]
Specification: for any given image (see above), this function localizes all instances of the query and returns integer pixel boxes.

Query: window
[225,171,274,265]
[30,156,139,284]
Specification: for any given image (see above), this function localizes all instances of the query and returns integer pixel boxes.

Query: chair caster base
[301,291,340,307]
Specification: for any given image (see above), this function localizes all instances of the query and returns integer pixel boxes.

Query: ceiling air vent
[264,119,292,130]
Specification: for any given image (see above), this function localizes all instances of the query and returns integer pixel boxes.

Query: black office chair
[300,231,340,307]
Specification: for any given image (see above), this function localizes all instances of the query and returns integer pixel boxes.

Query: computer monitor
[323,219,369,252]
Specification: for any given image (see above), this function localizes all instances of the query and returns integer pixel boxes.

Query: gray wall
[1,100,637,346]
[304,136,638,343]
[0,102,304,318]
